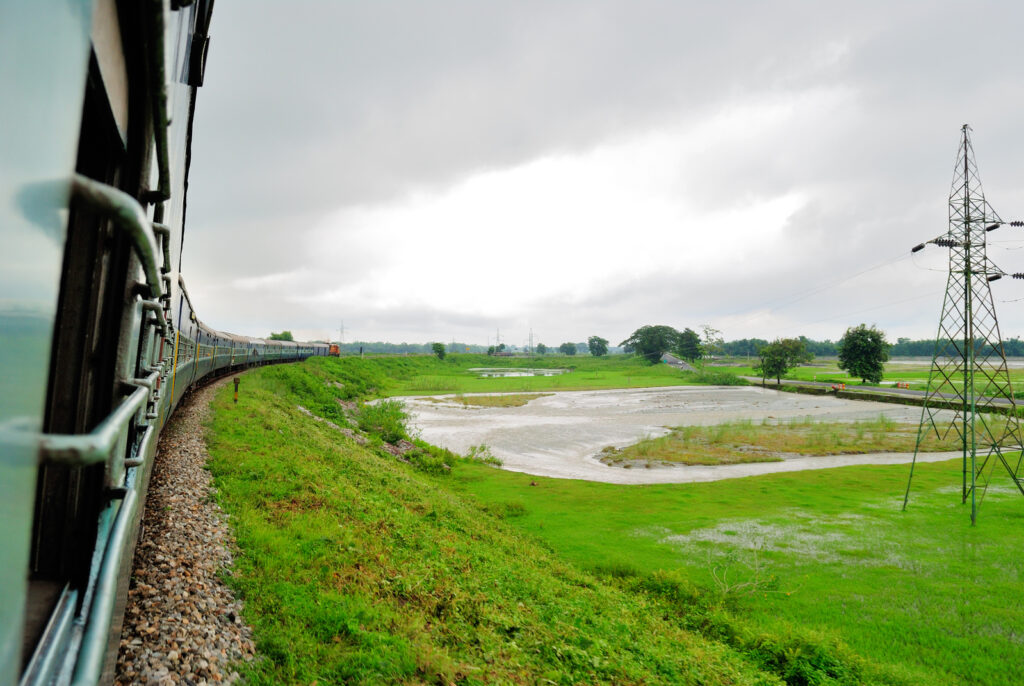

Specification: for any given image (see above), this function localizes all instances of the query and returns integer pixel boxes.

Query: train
[1,2,327,684]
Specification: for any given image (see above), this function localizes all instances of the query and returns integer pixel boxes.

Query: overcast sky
[184,1,1024,348]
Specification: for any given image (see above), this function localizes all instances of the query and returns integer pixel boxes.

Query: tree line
[723,336,1024,357]
[614,323,890,385]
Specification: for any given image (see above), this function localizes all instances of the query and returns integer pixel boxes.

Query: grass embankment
[323,352,746,396]
[599,416,961,467]
[205,359,910,685]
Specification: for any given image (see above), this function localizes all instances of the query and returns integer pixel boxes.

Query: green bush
[682,368,749,386]
[357,399,408,443]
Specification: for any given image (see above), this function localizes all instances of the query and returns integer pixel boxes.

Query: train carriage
[1,2,324,683]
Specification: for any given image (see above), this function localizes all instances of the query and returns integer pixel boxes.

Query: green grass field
[732,356,1024,397]
[204,357,1024,685]
[313,353,745,397]
[448,458,1024,686]
[206,365,792,684]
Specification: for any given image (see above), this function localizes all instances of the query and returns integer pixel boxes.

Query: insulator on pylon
[911,243,926,253]
[932,238,960,248]
[1013,273,1024,280]
[986,223,1001,232]
[988,274,1003,282]
[1011,220,1024,227]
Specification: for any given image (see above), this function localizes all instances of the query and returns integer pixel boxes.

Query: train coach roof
[211,330,248,343]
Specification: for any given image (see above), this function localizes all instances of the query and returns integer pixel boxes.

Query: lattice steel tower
[903,125,1024,524]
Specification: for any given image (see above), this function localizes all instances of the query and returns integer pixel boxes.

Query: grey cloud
[182,1,1024,344]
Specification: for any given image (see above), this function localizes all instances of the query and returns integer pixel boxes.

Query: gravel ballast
[115,378,256,685]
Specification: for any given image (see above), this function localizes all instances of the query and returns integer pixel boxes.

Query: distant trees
[620,325,682,363]
[838,324,889,383]
[431,342,446,360]
[619,325,707,363]
[269,331,294,341]
[558,342,578,356]
[676,328,703,362]
[721,338,769,357]
[754,338,813,385]
[536,343,548,354]
[588,336,609,357]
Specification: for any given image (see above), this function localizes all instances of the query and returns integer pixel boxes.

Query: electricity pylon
[903,125,1024,524]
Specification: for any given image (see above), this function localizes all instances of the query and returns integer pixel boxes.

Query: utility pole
[905,125,1024,523]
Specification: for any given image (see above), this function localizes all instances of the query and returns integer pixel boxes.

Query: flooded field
[400,386,959,484]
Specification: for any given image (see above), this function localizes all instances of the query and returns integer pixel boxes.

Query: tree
[487,345,496,356]
[754,337,811,385]
[700,324,724,358]
[558,342,577,356]
[536,343,547,354]
[269,330,294,341]
[587,335,609,357]
[837,324,889,383]
[779,338,814,366]
[431,342,446,360]
[676,328,703,362]
[620,325,682,363]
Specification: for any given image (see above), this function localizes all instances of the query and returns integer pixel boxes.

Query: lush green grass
[206,365,789,684]
[599,415,961,467]
[205,361,916,685]
[206,357,1024,685]
[304,353,746,397]
[449,458,1024,686]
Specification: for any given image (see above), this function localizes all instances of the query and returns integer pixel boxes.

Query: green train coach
[1,2,326,683]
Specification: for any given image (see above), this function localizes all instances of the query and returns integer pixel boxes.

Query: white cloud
[298,101,820,324]
[182,1,1024,345]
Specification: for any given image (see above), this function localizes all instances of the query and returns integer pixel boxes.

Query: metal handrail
[152,221,172,274]
[71,174,163,301]
[70,488,139,686]
[143,0,171,202]
[141,300,168,336]
[39,384,148,466]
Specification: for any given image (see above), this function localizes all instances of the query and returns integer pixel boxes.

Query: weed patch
[599,415,959,467]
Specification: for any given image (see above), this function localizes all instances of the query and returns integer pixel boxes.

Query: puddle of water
[399,386,959,485]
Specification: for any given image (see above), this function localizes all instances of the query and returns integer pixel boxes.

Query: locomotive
[1,2,326,683]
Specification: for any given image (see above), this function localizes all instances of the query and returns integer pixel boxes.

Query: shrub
[357,399,408,443]
[682,368,748,386]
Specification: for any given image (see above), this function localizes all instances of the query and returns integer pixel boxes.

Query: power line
[802,290,943,326]
[725,250,913,321]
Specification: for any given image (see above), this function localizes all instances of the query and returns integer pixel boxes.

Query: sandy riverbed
[398,386,959,484]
